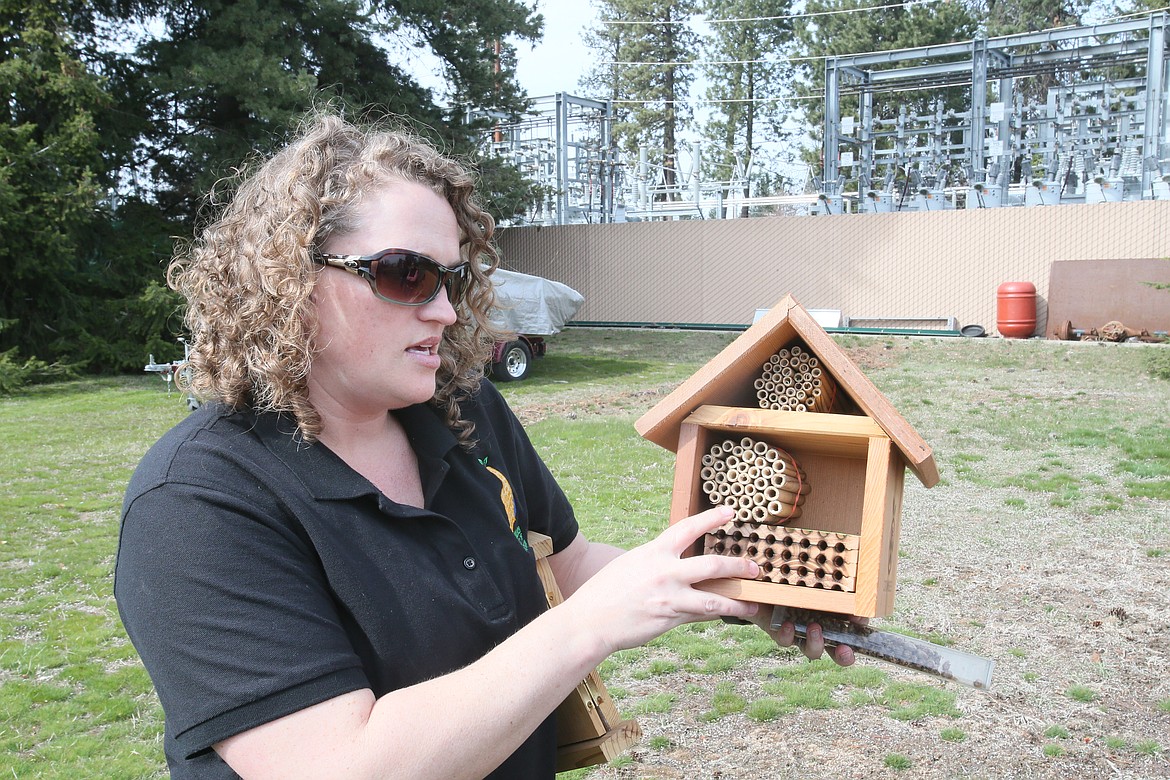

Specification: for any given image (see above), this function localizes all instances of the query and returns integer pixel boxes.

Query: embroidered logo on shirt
[480,457,529,551]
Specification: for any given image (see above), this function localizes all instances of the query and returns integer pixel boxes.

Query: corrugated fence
[495,201,1169,336]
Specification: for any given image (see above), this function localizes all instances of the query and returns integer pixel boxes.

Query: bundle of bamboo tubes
[702,523,859,591]
[754,343,837,413]
[700,436,809,524]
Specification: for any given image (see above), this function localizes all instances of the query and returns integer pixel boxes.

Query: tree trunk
[741,61,755,218]
[662,14,677,196]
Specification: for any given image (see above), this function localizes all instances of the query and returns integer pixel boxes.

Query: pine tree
[581,0,700,191]
[100,0,540,223]
[701,0,796,214]
[0,1,108,358]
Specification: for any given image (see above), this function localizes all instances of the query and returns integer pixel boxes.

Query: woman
[116,111,853,780]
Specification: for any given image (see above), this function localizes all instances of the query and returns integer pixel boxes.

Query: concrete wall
[495,201,1170,336]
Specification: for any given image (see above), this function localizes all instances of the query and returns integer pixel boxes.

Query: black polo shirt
[115,380,579,779]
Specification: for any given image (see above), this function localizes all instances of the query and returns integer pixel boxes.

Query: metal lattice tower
[821,13,1170,211]
[478,93,617,225]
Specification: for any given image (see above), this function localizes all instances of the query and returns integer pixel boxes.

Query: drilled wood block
[702,521,859,592]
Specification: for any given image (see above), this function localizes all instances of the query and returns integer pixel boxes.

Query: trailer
[488,268,584,381]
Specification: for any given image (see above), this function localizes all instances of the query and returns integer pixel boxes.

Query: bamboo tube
[773,470,808,486]
[769,491,807,506]
[766,500,802,516]
[772,481,810,499]
[773,463,807,478]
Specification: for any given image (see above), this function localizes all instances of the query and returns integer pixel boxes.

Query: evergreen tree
[985,0,1086,35]
[701,0,796,214]
[1,0,546,375]
[119,0,541,223]
[0,1,108,359]
[581,0,700,191]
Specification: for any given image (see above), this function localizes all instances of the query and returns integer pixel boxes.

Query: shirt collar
[252,403,458,504]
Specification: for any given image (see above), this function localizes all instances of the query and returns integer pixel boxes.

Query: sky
[514,1,599,99]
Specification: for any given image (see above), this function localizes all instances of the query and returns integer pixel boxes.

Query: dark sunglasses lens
[445,268,470,304]
[372,253,441,304]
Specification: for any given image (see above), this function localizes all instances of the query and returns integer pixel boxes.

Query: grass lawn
[2,329,1167,778]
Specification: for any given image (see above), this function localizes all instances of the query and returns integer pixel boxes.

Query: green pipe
[566,320,749,331]
[825,327,963,337]
[566,321,964,337]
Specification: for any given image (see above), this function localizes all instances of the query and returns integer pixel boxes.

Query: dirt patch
[567,339,1170,780]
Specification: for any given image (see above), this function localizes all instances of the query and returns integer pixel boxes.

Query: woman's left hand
[743,611,865,667]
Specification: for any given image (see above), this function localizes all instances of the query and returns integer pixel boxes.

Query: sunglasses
[314,248,471,306]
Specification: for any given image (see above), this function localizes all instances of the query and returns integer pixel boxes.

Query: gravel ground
[554,337,1170,780]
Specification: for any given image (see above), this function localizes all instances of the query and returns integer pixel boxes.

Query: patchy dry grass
[2,332,1168,779]
[519,332,1170,780]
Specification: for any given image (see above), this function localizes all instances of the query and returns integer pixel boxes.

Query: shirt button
[463,556,477,570]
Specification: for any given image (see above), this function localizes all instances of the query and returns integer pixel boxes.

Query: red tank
[997,282,1037,338]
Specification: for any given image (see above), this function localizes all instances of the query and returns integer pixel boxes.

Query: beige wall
[495,201,1170,336]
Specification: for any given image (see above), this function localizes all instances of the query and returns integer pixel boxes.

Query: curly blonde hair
[168,110,506,445]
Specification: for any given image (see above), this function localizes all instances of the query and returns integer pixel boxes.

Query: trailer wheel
[492,340,533,382]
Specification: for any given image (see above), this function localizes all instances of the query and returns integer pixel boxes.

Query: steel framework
[478,93,617,225]
[821,13,1170,211]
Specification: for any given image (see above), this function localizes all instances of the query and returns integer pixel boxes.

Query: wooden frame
[529,532,640,771]
[635,295,938,488]
[671,406,904,617]
[635,295,937,620]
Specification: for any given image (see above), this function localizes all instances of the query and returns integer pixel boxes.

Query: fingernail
[747,561,760,577]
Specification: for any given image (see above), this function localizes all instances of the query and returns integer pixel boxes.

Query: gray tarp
[488,268,584,336]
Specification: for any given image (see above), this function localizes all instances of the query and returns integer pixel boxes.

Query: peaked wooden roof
[635,294,939,488]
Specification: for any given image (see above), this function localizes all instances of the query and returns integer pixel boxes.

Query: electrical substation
[482,12,1170,223]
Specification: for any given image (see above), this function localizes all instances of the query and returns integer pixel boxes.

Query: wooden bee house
[635,295,938,618]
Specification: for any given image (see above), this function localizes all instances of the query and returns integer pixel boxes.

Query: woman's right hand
[562,506,760,655]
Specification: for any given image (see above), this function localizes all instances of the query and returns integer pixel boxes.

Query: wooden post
[529,532,641,771]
